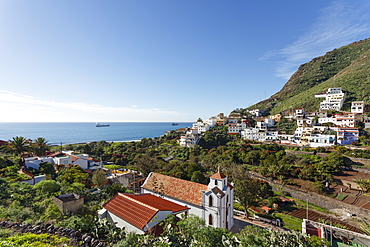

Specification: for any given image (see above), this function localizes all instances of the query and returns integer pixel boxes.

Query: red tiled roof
[210,172,227,179]
[103,193,189,230]
[48,152,62,157]
[124,194,189,213]
[142,173,208,206]
[103,193,157,230]
[88,157,100,162]
[261,206,272,212]
[70,155,79,162]
[279,196,294,202]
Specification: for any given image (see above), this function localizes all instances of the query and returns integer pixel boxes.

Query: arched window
[209,195,213,207]
[208,214,213,225]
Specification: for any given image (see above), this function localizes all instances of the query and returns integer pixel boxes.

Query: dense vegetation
[246,38,370,114]
[112,215,329,247]
[0,131,363,245]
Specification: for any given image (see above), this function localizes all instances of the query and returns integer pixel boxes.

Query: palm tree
[32,137,50,157]
[8,136,30,157]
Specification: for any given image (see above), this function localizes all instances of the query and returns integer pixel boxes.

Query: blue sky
[1,0,370,122]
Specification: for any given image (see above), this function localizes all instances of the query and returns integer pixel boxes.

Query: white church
[141,171,235,230]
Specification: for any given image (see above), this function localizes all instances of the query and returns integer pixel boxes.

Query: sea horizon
[0,122,193,145]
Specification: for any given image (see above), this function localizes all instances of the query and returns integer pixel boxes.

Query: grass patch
[104,164,123,170]
[336,193,348,201]
[0,232,73,247]
[272,213,303,232]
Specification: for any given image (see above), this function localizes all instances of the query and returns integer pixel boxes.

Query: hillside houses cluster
[24,150,103,171]
[182,88,367,148]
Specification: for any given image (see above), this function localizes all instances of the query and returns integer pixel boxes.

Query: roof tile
[103,193,189,230]
[142,173,209,206]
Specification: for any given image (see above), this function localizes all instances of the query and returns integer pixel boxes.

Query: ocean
[0,122,193,145]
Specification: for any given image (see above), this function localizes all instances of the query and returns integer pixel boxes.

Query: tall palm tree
[8,136,30,157]
[32,137,50,157]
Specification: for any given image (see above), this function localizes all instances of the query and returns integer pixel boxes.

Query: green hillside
[247,38,370,114]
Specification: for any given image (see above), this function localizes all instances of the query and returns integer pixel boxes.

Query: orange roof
[142,173,208,206]
[210,172,227,179]
[125,194,189,213]
[70,155,79,162]
[88,157,100,162]
[103,193,189,230]
[48,152,62,157]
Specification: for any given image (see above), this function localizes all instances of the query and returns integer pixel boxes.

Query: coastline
[52,139,142,146]
[0,122,192,145]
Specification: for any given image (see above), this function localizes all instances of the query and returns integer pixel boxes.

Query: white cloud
[265,0,370,79]
[0,90,182,122]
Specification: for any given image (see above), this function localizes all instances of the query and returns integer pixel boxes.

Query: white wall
[73,158,88,169]
[106,211,145,234]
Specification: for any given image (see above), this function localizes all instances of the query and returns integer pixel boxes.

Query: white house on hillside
[315,87,346,111]
[351,101,365,114]
[141,172,234,230]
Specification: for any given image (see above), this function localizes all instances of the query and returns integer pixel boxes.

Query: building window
[209,196,213,207]
[215,180,218,186]
[209,214,213,225]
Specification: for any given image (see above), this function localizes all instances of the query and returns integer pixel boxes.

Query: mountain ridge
[247,38,370,115]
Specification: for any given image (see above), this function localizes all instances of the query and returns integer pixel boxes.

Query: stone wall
[249,172,370,218]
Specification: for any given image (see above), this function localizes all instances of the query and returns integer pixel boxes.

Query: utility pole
[306,196,309,220]
[330,216,333,246]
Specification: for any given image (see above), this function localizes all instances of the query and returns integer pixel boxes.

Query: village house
[364,116,370,129]
[255,117,275,130]
[336,127,359,145]
[228,112,242,120]
[315,87,346,111]
[141,172,234,230]
[351,101,365,114]
[98,193,190,235]
[227,119,248,135]
[318,113,355,127]
[269,114,282,122]
[241,128,278,142]
[246,109,265,117]
[179,133,200,147]
[24,151,103,171]
[227,122,241,135]
[278,134,295,144]
[204,117,217,127]
[216,113,227,126]
[308,134,336,147]
[106,169,145,193]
